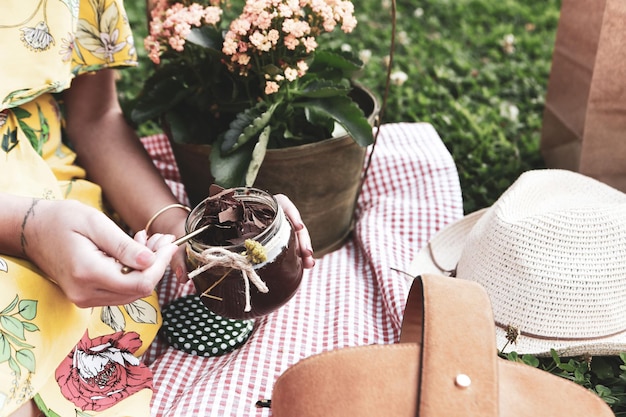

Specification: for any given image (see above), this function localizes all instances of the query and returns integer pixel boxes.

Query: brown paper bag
[540,0,626,192]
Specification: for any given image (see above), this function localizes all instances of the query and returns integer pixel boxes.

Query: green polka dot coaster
[161,295,255,357]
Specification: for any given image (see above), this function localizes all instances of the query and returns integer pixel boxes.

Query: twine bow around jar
[188,240,269,313]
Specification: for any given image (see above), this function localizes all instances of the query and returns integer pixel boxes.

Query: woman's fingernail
[137,249,156,265]
[175,266,184,282]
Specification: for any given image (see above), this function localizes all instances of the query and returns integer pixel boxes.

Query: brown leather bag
[270,274,614,416]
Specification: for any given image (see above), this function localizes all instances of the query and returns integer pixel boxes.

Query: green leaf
[2,331,34,349]
[186,26,223,51]
[18,300,37,320]
[1,315,25,340]
[595,385,613,397]
[37,104,50,145]
[131,76,192,123]
[558,360,575,373]
[297,96,374,147]
[16,349,35,373]
[11,107,31,119]
[210,136,254,188]
[295,79,351,99]
[22,322,39,332]
[221,103,277,153]
[2,88,37,108]
[165,112,196,145]
[1,127,18,153]
[33,394,63,417]
[521,354,539,367]
[17,119,41,154]
[297,105,334,136]
[593,357,617,380]
[573,367,586,383]
[245,125,271,186]
[309,50,363,79]
[0,334,10,363]
[0,295,19,315]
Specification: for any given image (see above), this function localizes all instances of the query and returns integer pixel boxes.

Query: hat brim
[408,209,626,358]
[408,209,486,278]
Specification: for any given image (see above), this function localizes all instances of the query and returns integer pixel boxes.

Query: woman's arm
[0,192,178,307]
[62,69,188,238]
[62,69,194,279]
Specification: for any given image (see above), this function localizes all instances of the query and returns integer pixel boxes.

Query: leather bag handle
[400,274,499,416]
[270,274,499,417]
[270,273,615,417]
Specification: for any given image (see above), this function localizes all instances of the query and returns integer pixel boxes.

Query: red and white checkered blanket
[140,122,463,416]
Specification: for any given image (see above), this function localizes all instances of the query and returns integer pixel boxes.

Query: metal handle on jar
[120,224,211,274]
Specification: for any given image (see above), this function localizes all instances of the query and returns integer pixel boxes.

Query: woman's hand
[274,194,315,269]
[21,199,178,308]
[167,193,315,285]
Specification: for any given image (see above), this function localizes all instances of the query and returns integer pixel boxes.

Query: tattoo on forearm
[20,199,40,257]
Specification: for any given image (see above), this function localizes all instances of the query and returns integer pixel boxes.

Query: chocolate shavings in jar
[194,186,274,247]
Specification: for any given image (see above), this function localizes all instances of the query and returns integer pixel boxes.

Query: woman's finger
[274,194,315,268]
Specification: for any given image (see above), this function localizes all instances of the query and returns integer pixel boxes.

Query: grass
[117,1,626,414]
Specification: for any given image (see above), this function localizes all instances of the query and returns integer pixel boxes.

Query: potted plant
[131,0,379,255]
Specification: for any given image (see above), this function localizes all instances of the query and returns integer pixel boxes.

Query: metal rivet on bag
[455,374,471,388]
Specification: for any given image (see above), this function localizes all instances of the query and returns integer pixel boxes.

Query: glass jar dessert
[185,187,304,319]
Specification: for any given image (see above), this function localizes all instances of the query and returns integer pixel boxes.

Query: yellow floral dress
[0,1,161,416]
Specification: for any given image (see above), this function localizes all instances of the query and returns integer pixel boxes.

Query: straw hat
[409,169,626,357]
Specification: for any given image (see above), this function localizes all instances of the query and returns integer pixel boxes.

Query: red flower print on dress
[55,331,153,411]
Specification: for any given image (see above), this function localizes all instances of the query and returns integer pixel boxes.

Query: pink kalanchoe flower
[223,36,238,55]
[235,53,251,66]
[296,60,309,76]
[265,81,280,95]
[282,19,311,38]
[284,67,298,81]
[169,35,186,51]
[230,18,252,36]
[267,29,280,44]
[238,40,249,53]
[254,10,275,30]
[149,0,358,85]
[173,22,192,39]
[146,2,223,63]
[145,37,161,64]
[278,2,295,18]
[302,36,318,53]
[185,4,205,26]
[283,34,299,50]
[250,31,273,52]
[204,7,222,25]
[337,1,357,32]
